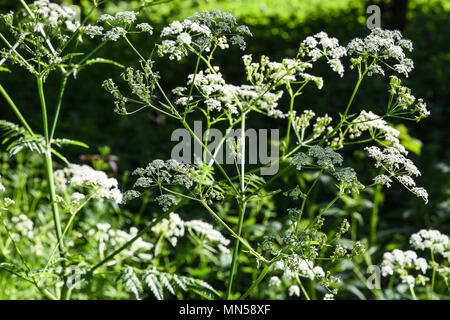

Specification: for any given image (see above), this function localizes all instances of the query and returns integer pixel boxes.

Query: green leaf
[85,58,124,69]
[62,53,85,61]
[0,66,11,73]
[0,121,45,156]
[139,269,219,300]
[51,148,70,166]
[52,138,89,149]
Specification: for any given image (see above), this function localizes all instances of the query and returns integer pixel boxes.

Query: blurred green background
[0,0,449,296]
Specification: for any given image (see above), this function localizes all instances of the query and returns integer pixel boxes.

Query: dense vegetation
[0,0,448,300]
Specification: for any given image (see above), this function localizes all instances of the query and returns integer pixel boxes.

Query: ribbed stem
[37,77,65,299]
[226,112,247,299]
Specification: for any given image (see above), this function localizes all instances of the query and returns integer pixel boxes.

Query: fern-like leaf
[160,273,175,296]
[144,272,164,300]
[244,173,266,193]
[52,138,89,149]
[0,120,26,144]
[121,267,143,300]
[0,121,45,156]
[141,269,218,300]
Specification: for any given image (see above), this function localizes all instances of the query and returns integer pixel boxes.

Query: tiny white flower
[288,285,300,297]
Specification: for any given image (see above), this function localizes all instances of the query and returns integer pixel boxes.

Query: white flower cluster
[309,145,343,169]
[288,110,337,144]
[176,65,285,118]
[292,145,343,171]
[366,146,419,174]
[288,285,300,297]
[151,213,230,252]
[381,249,428,287]
[290,109,315,131]
[32,0,80,32]
[366,146,428,203]
[132,159,194,186]
[381,229,450,291]
[299,32,347,77]
[389,76,430,121]
[184,220,230,253]
[7,214,34,241]
[155,194,178,212]
[333,167,365,194]
[71,192,85,203]
[323,293,335,300]
[102,78,127,114]
[242,54,322,89]
[268,276,281,287]
[349,110,406,153]
[54,164,123,204]
[88,223,153,261]
[410,229,450,256]
[290,152,311,171]
[158,10,252,60]
[120,60,159,105]
[277,254,325,280]
[82,11,144,41]
[382,249,428,275]
[102,27,127,42]
[373,174,393,187]
[98,11,139,25]
[0,11,13,27]
[136,23,153,34]
[347,28,414,77]
[0,1,80,73]
[1,176,15,211]
[126,159,224,210]
[83,25,103,38]
[292,146,364,194]
[312,114,333,139]
[151,212,185,247]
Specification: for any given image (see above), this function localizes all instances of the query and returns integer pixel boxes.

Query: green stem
[296,275,310,300]
[0,84,34,135]
[283,93,296,155]
[37,78,64,255]
[89,210,172,273]
[201,201,267,263]
[239,263,272,300]
[430,250,436,293]
[88,192,200,273]
[251,162,290,196]
[0,31,35,73]
[124,35,145,61]
[186,54,202,111]
[0,211,58,300]
[343,71,366,118]
[307,194,342,229]
[180,119,239,195]
[44,146,64,249]
[49,75,68,141]
[318,64,372,146]
[0,38,22,66]
[19,0,65,73]
[37,77,50,142]
[226,202,246,300]
[226,111,247,300]
[44,192,96,271]
[77,41,108,67]
[59,4,99,55]
[295,169,323,235]
[409,284,417,300]
[370,183,383,246]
